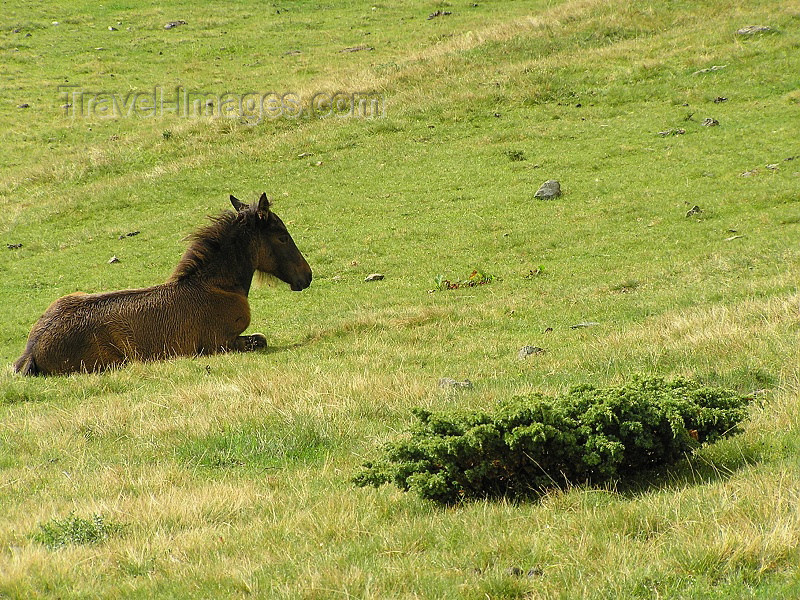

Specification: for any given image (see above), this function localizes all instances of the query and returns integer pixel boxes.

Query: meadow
[1,0,799,597]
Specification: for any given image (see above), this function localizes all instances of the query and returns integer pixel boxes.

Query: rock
[570,321,599,329]
[692,65,726,75]
[438,378,473,389]
[428,10,452,19]
[713,96,728,103]
[686,205,703,217]
[108,26,118,31]
[340,45,373,53]
[534,179,561,199]
[164,20,187,30]
[702,118,719,127]
[506,567,524,577]
[736,25,773,35]
[517,346,545,359]
[364,273,384,282]
[6,243,22,249]
[108,255,120,264]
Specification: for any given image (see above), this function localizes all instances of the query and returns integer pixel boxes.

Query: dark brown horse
[14,193,312,376]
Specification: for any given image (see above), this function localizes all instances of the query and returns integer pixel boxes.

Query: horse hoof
[244,333,268,351]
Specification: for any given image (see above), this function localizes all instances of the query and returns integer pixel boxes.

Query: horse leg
[230,333,268,352]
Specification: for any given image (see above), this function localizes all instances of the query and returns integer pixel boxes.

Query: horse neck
[168,229,256,295]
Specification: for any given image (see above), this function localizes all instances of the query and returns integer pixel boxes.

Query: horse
[13,193,312,376]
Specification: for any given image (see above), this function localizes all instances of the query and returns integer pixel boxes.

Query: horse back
[16,283,251,375]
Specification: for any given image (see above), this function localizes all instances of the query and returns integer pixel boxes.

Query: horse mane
[168,210,245,282]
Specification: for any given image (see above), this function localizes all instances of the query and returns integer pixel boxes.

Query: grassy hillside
[1,0,799,598]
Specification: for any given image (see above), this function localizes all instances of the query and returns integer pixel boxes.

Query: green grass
[1,0,800,597]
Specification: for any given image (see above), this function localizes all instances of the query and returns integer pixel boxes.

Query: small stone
[6,243,23,249]
[427,10,452,19]
[108,255,120,264]
[17,103,29,109]
[766,164,779,170]
[164,20,188,29]
[725,234,744,242]
[527,567,544,578]
[364,273,384,282]
[534,179,561,199]
[713,96,728,103]
[506,567,524,577]
[438,378,473,389]
[108,26,118,31]
[340,45,373,53]
[736,25,773,35]
[686,205,703,217]
[570,321,600,329]
[517,346,545,359]
[692,65,726,75]
[702,118,719,127]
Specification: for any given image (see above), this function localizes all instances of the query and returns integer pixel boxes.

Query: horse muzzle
[290,270,312,291]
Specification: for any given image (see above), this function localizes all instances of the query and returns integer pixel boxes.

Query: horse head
[231,193,312,291]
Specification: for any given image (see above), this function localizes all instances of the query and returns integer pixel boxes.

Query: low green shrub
[32,512,124,549]
[354,377,752,503]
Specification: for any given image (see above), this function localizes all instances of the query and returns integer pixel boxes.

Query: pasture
[1,0,799,598]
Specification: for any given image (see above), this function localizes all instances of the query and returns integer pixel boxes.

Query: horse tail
[13,351,39,376]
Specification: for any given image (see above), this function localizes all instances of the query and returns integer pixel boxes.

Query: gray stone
[364,273,384,282]
[570,321,600,329]
[438,378,473,389]
[686,205,703,217]
[534,180,561,199]
[736,25,773,35]
[692,65,726,75]
[517,346,545,359]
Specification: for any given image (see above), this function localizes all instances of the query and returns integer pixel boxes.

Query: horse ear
[230,195,246,212]
[257,192,270,214]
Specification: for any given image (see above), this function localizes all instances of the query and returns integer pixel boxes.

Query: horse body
[14,193,311,375]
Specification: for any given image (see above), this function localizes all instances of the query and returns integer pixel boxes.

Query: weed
[32,512,124,550]
[504,150,527,162]
[433,269,495,291]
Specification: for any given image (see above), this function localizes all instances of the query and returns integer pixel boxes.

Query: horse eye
[276,233,290,244]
